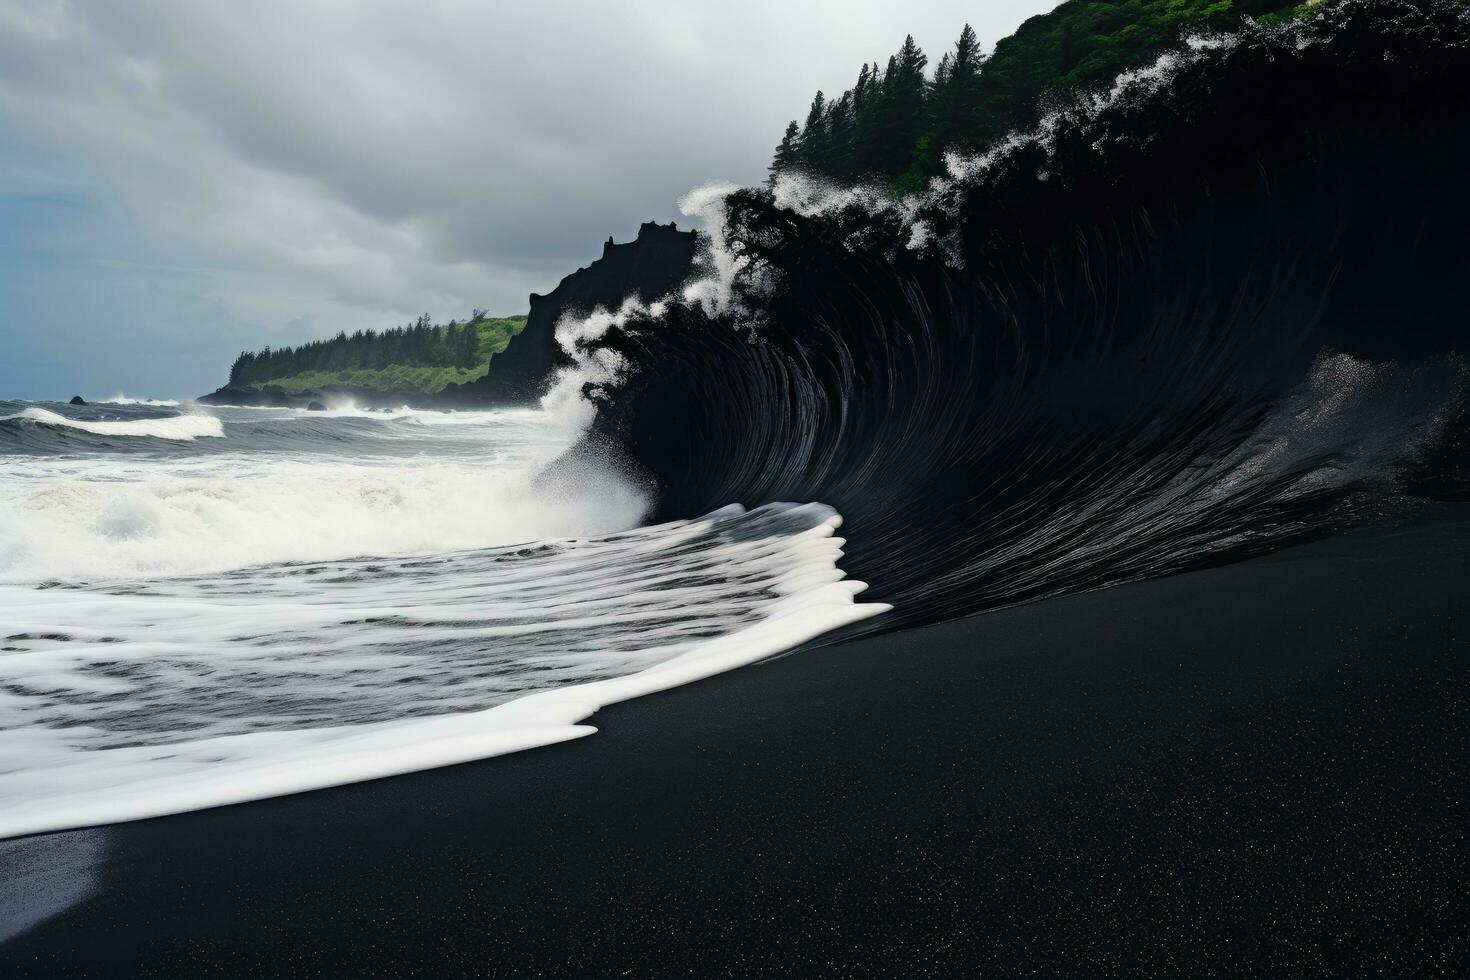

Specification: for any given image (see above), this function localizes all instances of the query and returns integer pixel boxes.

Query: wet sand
[2,507,1466,977]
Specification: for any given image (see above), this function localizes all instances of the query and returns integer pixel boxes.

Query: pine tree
[825,92,856,179]
[933,24,984,160]
[769,120,801,182]
[934,51,953,89]
[851,61,885,177]
[869,36,928,177]
[459,322,481,367]
[796,91,828,167]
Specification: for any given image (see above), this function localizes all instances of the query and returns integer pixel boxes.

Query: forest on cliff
[770,0,1312,190]
[227,313,527,394]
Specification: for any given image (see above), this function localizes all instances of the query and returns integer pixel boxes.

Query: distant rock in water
[440,221,699,407]
[306,401,327,412]
[68,396,86,406]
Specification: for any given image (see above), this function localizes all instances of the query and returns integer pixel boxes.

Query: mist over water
[0,404,637,580]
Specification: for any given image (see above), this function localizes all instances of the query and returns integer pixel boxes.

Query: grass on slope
[254,317,527,394]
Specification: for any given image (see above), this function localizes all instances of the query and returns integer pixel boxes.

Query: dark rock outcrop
[196,385,320,409]
[197,221,698,410]
[68,396,86,406]
[439,221,699,407]
[195,382,423,411]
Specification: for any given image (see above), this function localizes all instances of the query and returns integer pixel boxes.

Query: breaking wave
[0,407,223,442]
[551,0,1470,632]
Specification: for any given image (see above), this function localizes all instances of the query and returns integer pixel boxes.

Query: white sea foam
[2,407,222,440]
[0,503,887,839]
[0,458,646,581]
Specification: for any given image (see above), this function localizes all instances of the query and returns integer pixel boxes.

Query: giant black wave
[566,0,1470,632]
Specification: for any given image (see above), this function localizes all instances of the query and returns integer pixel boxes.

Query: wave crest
[550,0,1470,632]
[1,407,224,441]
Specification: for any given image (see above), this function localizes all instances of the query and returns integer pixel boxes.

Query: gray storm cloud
[0,0,1052,396]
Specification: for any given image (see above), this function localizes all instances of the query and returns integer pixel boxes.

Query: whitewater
[0,399,885,838]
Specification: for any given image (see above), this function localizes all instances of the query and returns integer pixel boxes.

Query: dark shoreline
[2,507,1467,977]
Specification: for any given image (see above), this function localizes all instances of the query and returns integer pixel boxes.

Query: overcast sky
[0,0,1056,399]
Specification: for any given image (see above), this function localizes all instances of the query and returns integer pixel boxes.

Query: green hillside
[228,313,527,394]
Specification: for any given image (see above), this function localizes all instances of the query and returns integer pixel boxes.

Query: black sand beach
[2,506,1466,978]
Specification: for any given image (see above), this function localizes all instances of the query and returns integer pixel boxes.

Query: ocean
[0,399,883,838]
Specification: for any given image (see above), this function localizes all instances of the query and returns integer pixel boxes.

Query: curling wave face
[551,0,1470,632]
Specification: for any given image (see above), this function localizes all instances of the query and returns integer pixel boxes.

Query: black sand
[2,507,1467,977]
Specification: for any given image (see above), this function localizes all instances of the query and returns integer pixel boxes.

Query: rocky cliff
[438,221,699,407]
[199,221,699,409]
